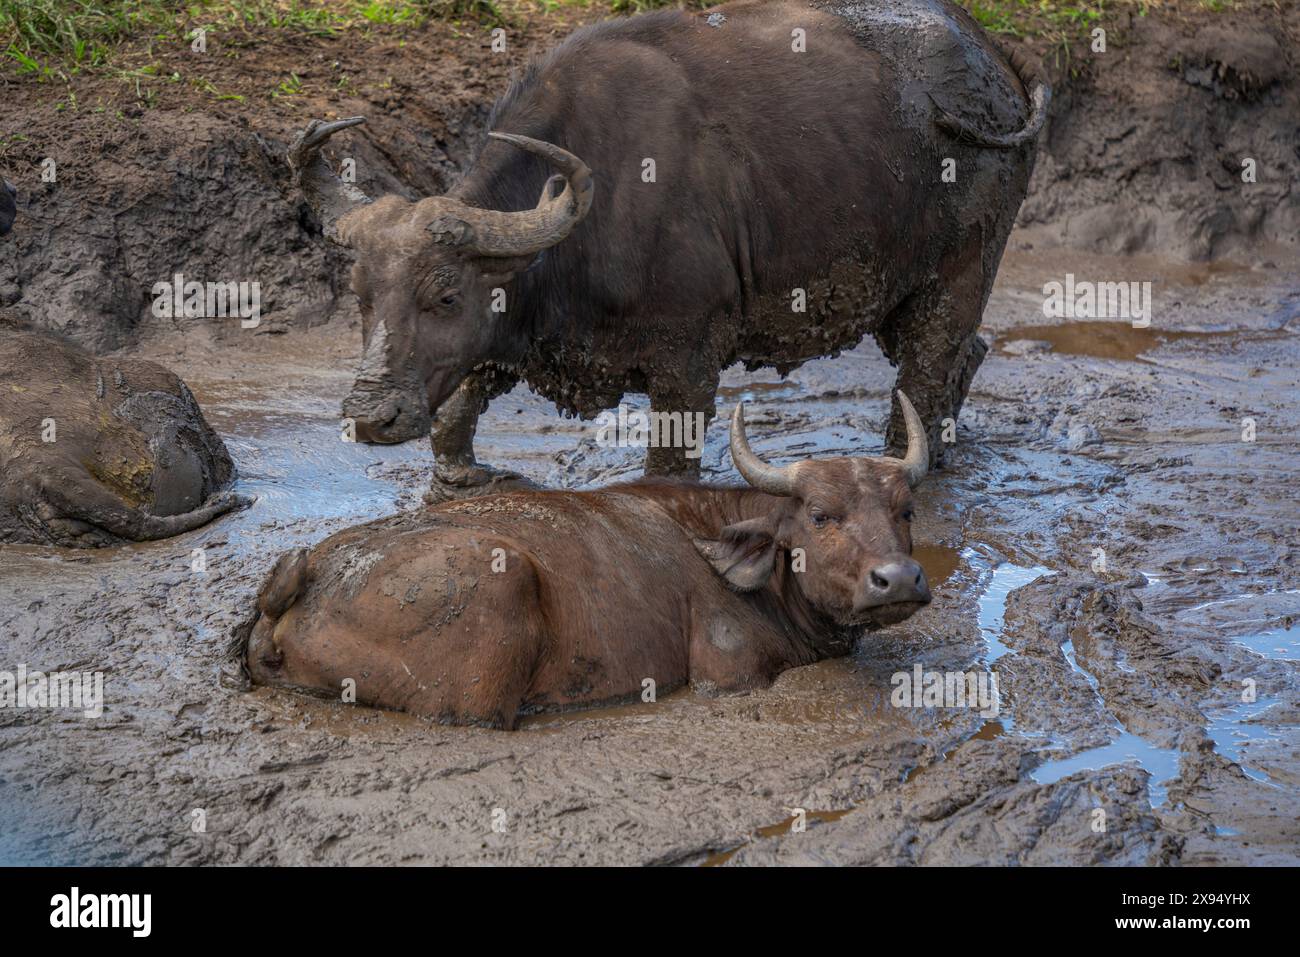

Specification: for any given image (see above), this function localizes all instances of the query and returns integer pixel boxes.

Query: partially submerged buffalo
[288,0,1046,496]
[0,328,249,546]
[242,393,932,729]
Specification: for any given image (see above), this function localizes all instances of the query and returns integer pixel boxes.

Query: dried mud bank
[0,9,588,352]
[0,248,1296,866]
[1017,4,1300,262]
[0,3,1296,355]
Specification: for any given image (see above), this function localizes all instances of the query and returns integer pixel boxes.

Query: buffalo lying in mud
[289,0,1047,498]
[242,393,933,730]
[0,328,249,546]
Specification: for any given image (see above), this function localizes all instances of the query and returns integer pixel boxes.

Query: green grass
[1,0,171,71]
[271,69,303,95]
[961,0,1111,36]
[0,0,509,73]
[0,0,1237,76]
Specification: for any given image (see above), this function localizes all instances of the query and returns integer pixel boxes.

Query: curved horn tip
[460,131,594,258]
[893,390,929,487]
[323,115,367,132]
[298,116,367,150]
[487,131,539,152]
[729,401,796,497]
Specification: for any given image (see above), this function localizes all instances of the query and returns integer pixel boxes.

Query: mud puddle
[912,544,961,590]
[716,380,804,403]
[703,808,852,867]
[1033,732,1181,807]
[1206,698,1285,787]
[3,248,1298,865]
[1174,591,1300,661]
[895,555,1050,786]
[996,320,1294,362]
[975,556,1054,665]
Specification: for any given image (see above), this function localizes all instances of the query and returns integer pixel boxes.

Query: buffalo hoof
[423,463,540,505]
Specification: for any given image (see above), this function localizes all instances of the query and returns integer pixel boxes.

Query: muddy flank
[1,247,1296,865]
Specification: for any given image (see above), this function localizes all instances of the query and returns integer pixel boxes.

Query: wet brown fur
[244,456,927,729]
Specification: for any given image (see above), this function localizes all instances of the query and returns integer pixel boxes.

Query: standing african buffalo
[287,0,1047,498]
[241,393,932,729]
[0,327,249,546]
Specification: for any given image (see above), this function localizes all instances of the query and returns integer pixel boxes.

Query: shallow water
[1206,698,1283,786]
[997,320,1293,362]
[703,808,852,866]
[976,558,1054,665]
[3,249,1297,865]
[1032,732,1181,807]
[1175,591,1300,661]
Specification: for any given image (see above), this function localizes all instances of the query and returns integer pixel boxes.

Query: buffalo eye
[901,508,914,523]
[809,507,831,528]
[439,290,460,307]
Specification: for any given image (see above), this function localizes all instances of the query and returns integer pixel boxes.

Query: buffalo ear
[478,252,542,286]
[693,517,779,592]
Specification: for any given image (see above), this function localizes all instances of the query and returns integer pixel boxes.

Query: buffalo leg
[426,368,537,503]
[874,247,990,467]
[39,478,250,544]
[644,369,718,478]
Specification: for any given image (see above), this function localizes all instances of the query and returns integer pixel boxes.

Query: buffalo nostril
[861,558,929,607]
[858,558,929,611]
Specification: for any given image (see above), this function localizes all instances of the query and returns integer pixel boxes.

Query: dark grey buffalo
[0,328,249,546]
[288,0,1047,497]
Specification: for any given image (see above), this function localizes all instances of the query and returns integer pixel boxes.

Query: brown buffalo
[241,393,933,729]
[0,327,249,546]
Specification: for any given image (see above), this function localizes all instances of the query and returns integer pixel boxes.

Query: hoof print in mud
[0,328,249,547]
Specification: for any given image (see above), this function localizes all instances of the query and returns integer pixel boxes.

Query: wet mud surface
[2,248,1296,865]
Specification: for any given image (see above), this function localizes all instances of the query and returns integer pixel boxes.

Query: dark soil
[1016,2,1300,261]
[1,1,1296,352]
[0,3,599,350]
